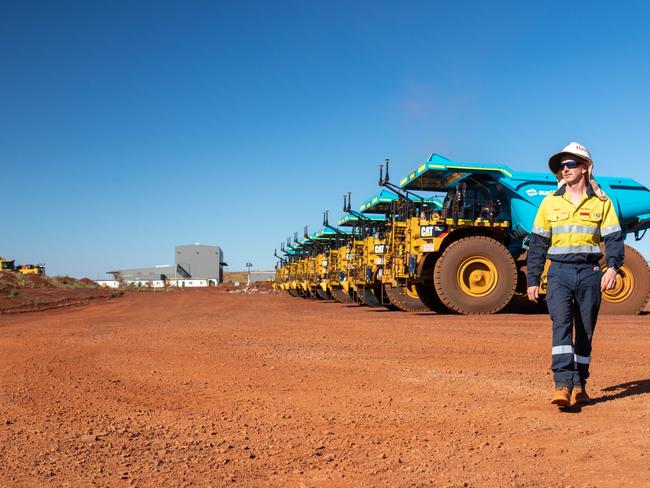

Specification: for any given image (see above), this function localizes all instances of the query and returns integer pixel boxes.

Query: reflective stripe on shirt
[601,223,622,237]
[531,225,551,238]
[547,245,601,255]
[551,225,598,235]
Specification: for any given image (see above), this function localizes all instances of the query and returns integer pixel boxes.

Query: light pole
[245,262,253,285]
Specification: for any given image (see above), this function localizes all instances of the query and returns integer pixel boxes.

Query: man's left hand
[601,268,618,292]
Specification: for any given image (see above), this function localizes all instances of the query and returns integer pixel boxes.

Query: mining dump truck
[306,227,346,301]
[337,190,443,311]
[319,213,357,304]
[378,153,650,315]
[277,236,303,297]
[336,196,391,306]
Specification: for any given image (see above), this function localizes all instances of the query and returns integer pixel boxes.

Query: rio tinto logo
[526,188,554,197]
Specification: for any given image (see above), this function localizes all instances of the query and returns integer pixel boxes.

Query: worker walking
[527,142,624,407]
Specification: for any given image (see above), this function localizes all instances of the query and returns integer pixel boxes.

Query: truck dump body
[359,189,443,214]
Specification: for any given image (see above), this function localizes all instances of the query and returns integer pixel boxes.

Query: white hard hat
[548,141,607,200]
[548,141,592,174]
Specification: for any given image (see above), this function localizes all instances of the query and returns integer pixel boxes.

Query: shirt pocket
[579,201,605,223]
[548,210,569,223]
[579,210,603,223]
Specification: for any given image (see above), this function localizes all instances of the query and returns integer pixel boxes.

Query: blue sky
[2,1,649,278]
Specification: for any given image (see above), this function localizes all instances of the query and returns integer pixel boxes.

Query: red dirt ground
[0,291,649,487]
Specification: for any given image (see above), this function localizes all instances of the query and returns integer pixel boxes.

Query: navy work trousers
[546,261,602,389]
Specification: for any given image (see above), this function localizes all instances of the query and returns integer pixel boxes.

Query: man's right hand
[527,286,539,303]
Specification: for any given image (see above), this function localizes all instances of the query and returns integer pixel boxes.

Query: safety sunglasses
[559,160,583,169]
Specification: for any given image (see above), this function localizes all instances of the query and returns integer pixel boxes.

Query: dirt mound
[0,271,19,291]
[251,280,274,290]
[213,281,275,293]
[0,287,116,314]
[49,275,97,288]
[21,274,55,288]
[49,275,79,287]
[0,273,116,313]
[215,282,239,292]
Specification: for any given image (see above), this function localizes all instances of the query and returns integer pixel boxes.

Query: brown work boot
[551,386,571,407]
[570,387,591,406]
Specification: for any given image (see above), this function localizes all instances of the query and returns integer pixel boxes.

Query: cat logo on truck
[419,225,447,238]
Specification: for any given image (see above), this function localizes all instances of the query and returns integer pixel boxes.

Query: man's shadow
[562,379,650,413]
[592,379,650,404]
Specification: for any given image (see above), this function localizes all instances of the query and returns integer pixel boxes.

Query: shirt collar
[554,183,595,197]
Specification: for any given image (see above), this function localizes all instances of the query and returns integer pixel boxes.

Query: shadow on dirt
[561,379,650,413]
[593,379,650,404]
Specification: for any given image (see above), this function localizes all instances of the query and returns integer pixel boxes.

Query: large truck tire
[384,284,430,312]
[332,287,355,304]
[600,244,649,315]
[414,283,448,313]
[329,287,343,302]
[316,288,332,300]
[372,284,395,309]
[371,267,395,308]
[357,287,381,307]
[434,236,517,314]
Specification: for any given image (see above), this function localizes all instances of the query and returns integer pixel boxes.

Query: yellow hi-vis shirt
[526,184,624,286]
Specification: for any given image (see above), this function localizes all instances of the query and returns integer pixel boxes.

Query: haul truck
[352,188,446,312]
[336,190,443,311]
[336,197,390,306]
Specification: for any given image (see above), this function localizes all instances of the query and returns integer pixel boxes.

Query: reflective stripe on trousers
[546,261,602,389]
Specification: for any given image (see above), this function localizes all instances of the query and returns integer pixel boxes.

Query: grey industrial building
[105,244,226,287]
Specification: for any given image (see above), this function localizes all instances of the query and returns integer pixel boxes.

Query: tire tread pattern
[434,236,517,315]
[384,284,430,312]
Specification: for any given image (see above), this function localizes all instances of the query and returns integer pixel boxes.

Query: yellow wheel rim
[457,256,498,297]
[602,265,634,303]
[404,284,419,299]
